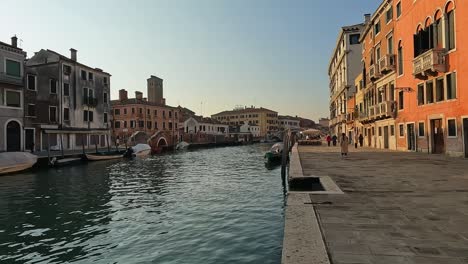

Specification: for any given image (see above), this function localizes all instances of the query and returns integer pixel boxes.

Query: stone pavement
[298,145,468,264]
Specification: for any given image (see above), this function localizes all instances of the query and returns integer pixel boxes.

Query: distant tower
[147,75,165,105]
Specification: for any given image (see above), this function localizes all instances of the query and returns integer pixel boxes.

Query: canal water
[0,144,285,264]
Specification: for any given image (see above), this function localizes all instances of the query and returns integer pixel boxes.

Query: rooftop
[212,107,277,116]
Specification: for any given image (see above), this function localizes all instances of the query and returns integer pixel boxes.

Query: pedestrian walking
[359,134,364,147]
[332,135,337,146]
[354,133,359,149]
[326,135,331,146]
[340,133,349,157]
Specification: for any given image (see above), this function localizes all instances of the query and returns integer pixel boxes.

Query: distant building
[328,20,365,136]
[240,123,260,138]
[111,86,180,148]
[278,115,301,130]
[318,118,329,128]
[182,116,229,144]
[0,36,27,151]
[147,75,165,105]
[212,106,278,137]
[299,118,316,129]
[24,48,111,152]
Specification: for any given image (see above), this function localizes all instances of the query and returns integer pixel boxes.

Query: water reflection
[0,144,284,264]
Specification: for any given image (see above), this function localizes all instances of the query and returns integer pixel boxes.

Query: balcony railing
[379,54,396,74]
[369,64,381,81]
[413,48,447,79]
[83,96,98,107]
[0,72,23,86]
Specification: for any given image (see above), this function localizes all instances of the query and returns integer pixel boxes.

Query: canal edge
[281,144,331,264]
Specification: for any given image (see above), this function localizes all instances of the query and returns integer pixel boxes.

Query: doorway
[25,128,35,152]
[431,119,444,154]
[367,128,372,147]
[407,123,416,151]
[463,118,468,158]
[383,126,389,149]
[6,121,21,151]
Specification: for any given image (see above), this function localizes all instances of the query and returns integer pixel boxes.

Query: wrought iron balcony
[379,54,396,74]
[413,48,447,79]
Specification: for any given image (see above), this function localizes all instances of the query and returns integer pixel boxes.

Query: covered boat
[264,143,284,164]
[0,152,38,175]
[124,144,152,158]
[176,141,190,150]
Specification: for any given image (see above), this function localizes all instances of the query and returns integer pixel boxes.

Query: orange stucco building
[393,0,468,157]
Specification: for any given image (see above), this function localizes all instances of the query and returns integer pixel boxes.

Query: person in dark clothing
[332,135,338,146]
[359,134,364,147]
[326,135,331,146]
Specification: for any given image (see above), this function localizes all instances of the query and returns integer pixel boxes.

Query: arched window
[445,1,455,50]
[434,10,443,48]
[398,41,404,75]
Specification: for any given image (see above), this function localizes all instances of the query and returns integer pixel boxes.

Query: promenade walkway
[298,145,468,264]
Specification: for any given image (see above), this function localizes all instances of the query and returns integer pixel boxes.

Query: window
[27,104,35,117]
[374,21,381,35]
[84,110,88,122]
[378,127,382,136]
[103,92,108,104]
[50,106,57,122]
[88,72,94,81]
[399,124,404,137]
[387,35,394,54]
[446,72,456,100]
[417,84,425,105]
[64,108,70,121]
[103,77,108,85]
[396,2,401,18]
[139,108,142,114]
[84,110,93,122]
[398,45,403,75]
[130,120,135,128]
[448,119,457,137]
[124,108,127,115]
[154,110,157,116]
[169,122,173,130]
[147,121,152,129]
[398,90,404,110]
[426,81,434,104]
[114,121,121,129]
[114,109,120,115]
[27,75,36,91]
[5,59,20,77]
[81,70,87,80]
[88,111,93,122]
[63,65,71,75]
[139,121,144,128]
[63,83,70,96]
[132,108,135,114]
[386,7,393,23]
[104,112,108,123]
[350,34,360,45]
[436,78,444,102]
[155,122,158,129]
[5,90,21,107]
[147,109,150,115]
[169,111,172,118]
[163,122,166,129]
[446,10,455,51]
[124,121,127,128]
[50,79,57,94]
[434,18,443,48]
[375,46,381,62]
[390,125,395,136]
[418,122,425,137]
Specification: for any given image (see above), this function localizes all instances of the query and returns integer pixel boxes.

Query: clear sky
[1,0,379,121]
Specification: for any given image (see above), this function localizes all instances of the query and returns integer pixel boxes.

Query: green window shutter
[6,59,21,77]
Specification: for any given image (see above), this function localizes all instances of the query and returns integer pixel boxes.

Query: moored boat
[264,143,284,164]
[0,152,38,175]
[124,144,152,158]
[85,150,126,161]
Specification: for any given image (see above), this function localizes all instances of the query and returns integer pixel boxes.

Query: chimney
[11,35,18,48]
[364,14,371,23]
[119,89,128,101]
[70,48,77,61]
[135,91,143,100]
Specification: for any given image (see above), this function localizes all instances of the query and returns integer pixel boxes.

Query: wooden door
[407,124,415,151]
[431,119,444,154]
[384,126,389,149]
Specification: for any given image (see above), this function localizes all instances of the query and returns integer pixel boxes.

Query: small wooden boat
[85,150,126,161]
[264,143,284,164]
[50,157,83,167]
[0,152,38,175]
[124,144,152,158]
